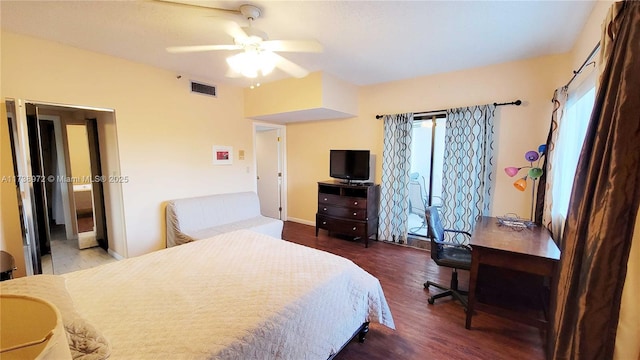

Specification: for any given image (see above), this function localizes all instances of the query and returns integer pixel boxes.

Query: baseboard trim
[286,217,315,226]
[108,249,124,260]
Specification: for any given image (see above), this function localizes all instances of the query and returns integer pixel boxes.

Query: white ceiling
[1,0,596,88]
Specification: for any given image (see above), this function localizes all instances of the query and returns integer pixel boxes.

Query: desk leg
[466,250,481,329]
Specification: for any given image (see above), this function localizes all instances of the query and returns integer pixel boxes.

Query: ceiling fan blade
[219,19,248,41]
[153,0,240,15]
[261,40,323,53]
[272,53,309,78]
[166,44,242,53]
[225,68,243,78]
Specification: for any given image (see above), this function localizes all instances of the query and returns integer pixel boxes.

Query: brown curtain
[548,1,640,359]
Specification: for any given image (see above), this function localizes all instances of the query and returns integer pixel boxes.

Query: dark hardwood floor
[76,213,94,233]
[282,221,546,360]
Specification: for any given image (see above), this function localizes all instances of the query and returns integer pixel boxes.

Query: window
[550,70,596,236]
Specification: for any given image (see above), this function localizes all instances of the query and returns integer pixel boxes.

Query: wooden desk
[466,216,560,330]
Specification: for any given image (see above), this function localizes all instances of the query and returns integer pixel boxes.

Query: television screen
[330,150,370,181]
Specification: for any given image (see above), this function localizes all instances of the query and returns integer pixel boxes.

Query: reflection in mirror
[45,121,112,274]
[42,122,98,275]
[67,124,97,248]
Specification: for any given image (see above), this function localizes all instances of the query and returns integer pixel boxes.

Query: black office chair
[423,206,472,308]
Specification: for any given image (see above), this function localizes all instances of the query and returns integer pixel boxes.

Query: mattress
[62,229,395,359]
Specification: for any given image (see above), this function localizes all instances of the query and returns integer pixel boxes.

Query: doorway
[5,99,124,275]
[253,123,286,221]
[407,113,447,246]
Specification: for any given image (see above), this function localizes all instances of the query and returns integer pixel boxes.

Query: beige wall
[571,0,612,71]
[1,31,255,260]
[245,72,323,118]
[286,53,570,225]
[616,212,640,360]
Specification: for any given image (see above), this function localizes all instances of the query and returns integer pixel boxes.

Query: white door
[256,128,281,219]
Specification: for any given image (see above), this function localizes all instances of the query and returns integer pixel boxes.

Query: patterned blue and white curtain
[379,113,413,243]
[441,105,495,233]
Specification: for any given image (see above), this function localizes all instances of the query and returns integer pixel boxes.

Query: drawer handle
[322,221,327,225]
[354,201,358,205]
[352,227,357,231]
[324,198,328,201]
[323,207,327,211]
[353,212,357,216]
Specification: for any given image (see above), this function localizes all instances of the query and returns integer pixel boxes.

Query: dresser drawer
[316,215,366,236]
[317,205,367,220]
[318,193,367,209]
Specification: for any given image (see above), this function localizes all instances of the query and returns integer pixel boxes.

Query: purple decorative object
[525,151,539,162]
[505,145,547,221]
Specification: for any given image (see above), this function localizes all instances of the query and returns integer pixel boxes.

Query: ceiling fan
[162,2,323,80]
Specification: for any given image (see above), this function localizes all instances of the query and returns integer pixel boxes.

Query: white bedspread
[63,230,395,359]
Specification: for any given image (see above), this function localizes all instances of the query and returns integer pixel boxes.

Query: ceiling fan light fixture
[226,50,277,78]
[234,34,267,48]
[165,2,316,80]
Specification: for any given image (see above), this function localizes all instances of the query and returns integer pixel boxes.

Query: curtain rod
[564,42,600,89]
[375,99,522,119]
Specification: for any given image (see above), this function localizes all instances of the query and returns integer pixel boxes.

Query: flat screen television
[330,150,370,182]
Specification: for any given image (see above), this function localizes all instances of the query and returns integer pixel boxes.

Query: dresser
[315,181,380,247]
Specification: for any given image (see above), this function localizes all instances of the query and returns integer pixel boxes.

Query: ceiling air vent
[191,81,217,97]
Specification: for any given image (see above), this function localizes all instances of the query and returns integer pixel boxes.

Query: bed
[1,230,395,359]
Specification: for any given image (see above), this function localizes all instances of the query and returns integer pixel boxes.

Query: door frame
[252,121,287,221]
[6,98,125,275]
[6,100,39,275]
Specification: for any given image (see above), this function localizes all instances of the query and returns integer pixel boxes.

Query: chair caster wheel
[423,282,429,289]
[428,297,435,305]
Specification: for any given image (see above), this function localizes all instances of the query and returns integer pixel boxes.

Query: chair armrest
[439,229,472,250]
[433,240,472,251]
[443,229,472,237]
